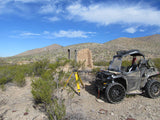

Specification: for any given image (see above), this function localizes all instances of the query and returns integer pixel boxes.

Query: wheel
[105,83,126,104]
[145,80,160,98]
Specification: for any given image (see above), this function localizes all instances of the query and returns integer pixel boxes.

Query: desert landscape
[1,0,160,120]
[0,34,160,120]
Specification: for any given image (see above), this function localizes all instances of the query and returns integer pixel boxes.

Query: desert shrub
[31,78,55,104]
[22,64,35,76]
[41,70,54,80]
[0,77,7,85]
[33,59,49,76]
[47,99,66,120]
[56,57,70,66]
[14,70,25,87]
[31,75,66,120]
[0,65,15,85]
[153,58,160,71]
[48,63,59,71]
[69,60,85,70]
[121,60,130,67]
[93,61,109,66]
[0,84,5,91]
[92,67,101,74]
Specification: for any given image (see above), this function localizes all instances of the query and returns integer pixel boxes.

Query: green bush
[0,65,15,85]
[14,70,25,87]
[41,70,54,80]
[0,84,5,91]
[121,60,131,67]
[153,58,160,71]
[47,99,66,120]
[92,67,101,74]
[93,61,109,66]
[33,59,49,76]
[0,77,7,85]
[31,78,55,104]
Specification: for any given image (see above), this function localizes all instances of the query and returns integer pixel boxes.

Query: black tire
[105,83,126,104]
[145,80,160,98]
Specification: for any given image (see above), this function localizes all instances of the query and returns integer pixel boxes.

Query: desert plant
[31,78,55,104]
[92,67,101,74]
[47,98,66,120]
[14,70,25,87]
[93,61,109,66]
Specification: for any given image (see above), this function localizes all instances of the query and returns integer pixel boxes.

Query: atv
[95,49,160,103]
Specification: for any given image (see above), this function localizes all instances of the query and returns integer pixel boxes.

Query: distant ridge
[9,34,160,62]
[17,44,62,56]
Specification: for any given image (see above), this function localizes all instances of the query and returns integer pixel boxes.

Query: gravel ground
[0,77,47,120]
[64,81,160,120]
[0,77,159,120]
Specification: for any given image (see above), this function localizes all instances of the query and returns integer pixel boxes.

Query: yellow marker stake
[75,72,80,95]
[63,71,84,96]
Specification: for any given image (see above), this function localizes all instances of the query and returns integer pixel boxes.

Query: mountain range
[7,34,160,62]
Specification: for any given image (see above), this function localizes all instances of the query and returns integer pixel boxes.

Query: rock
[110,112,114,116]
[96,98,104,103]
[24,112,29,116]
[126,118,136,120]
[98,109,108,115]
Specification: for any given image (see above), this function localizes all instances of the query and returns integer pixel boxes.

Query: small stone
[111,112,114,116]
[126,118,136,120]
[24,112,29,116]
[96,98,104,103]
[98,109,108,115]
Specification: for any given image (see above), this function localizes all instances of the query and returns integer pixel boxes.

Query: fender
[112,75,128,91]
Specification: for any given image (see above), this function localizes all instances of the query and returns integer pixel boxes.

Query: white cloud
[14,0,48,3]
[53,30,94,38]
[139,29,145,32]
[47,16,60,22]
[124,27,137,34]
[39,4,55,14]
[43,31,50,34]
[14,30,94,39]
[67,3,160,26]
[39,0,62,14]
[20,32,40,36]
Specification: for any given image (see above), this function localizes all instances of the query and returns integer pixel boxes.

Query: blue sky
[0,0,160,57]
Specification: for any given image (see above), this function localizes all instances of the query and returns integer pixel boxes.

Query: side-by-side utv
[95,49,160,103]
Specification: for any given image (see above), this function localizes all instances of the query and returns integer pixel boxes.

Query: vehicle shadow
[85,81,106,101]
[85,81,97,97]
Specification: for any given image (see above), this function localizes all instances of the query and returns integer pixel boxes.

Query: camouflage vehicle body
[95,50,160,103]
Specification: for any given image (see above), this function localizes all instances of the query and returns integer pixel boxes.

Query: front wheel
[105,83,126,104]
[145,80,160,98]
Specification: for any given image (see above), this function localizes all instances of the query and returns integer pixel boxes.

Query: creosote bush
[0,64,30,87]
[93,61,109,66]
[31,58,70,120]
[31,78,55,104]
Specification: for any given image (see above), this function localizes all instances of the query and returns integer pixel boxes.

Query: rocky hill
[6,34,160,63]
[16,44,62,56]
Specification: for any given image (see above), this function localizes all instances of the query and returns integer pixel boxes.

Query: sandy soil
[0,76,160,120]
[0,77,47,120]
[63,80,160,120]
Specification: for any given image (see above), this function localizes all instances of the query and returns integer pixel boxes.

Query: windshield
[108,57,122,72]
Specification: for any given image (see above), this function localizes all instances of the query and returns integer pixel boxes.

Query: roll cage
[108,49,145,72]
